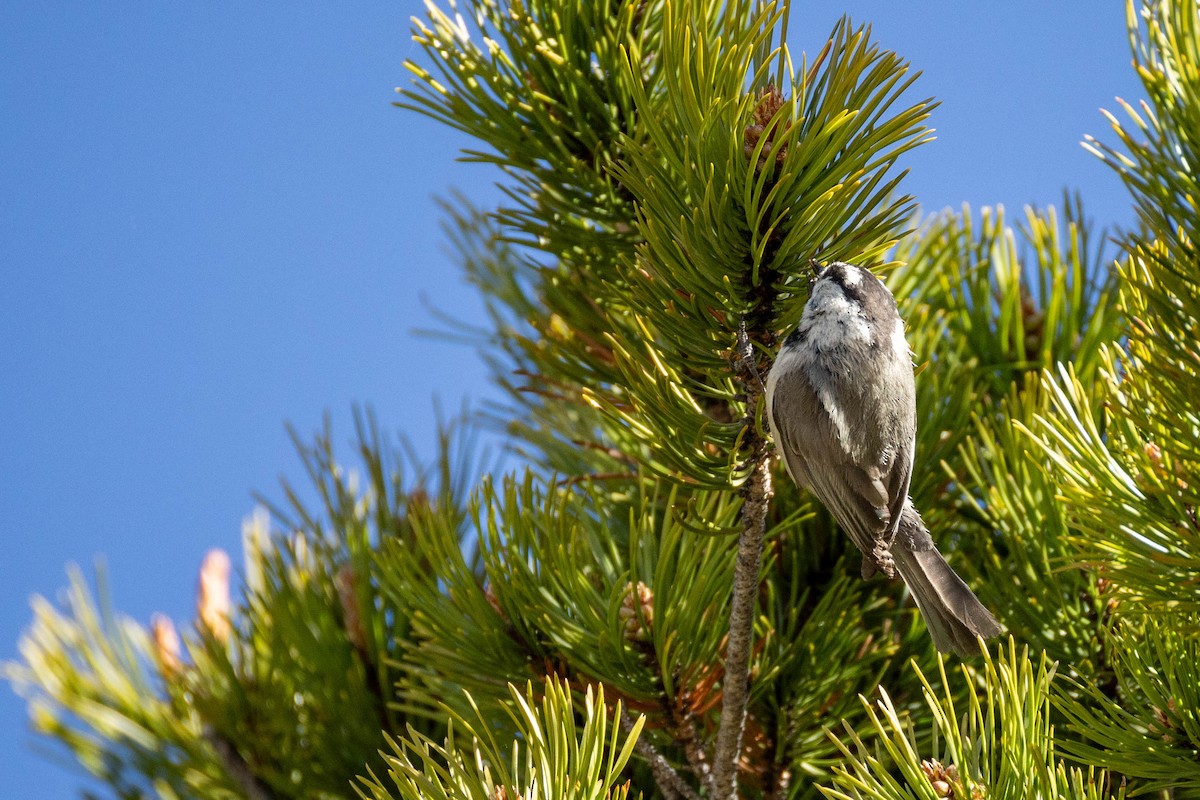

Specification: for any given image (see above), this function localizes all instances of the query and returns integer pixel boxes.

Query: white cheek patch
[802,283,871,347]
[805,314,871,351]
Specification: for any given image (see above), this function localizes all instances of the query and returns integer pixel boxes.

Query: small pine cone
[618,581,654,641]
[919,760,985,800]
[335,565,368,654]
[920,759,955,798]
[1096,576,1119,615]
[751,83,786,127]
[743,83,789,169]
[151,613,182,676]
[197,549,232,644]
[1019,284,1045,354]
[408,487,431,514]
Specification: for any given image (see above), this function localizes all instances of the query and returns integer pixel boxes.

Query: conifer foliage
[8,0,1200,797]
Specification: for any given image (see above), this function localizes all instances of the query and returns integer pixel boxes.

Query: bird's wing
[769,368,897,571]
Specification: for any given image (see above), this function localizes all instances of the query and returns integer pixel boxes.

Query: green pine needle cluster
[824,641,1118,800]
[358,678,642,800]
[8,0,1200,798]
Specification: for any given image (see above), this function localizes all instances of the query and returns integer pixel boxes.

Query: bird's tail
[892,541,1004,657]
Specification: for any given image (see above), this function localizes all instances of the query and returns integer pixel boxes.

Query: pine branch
[712,324,775,799]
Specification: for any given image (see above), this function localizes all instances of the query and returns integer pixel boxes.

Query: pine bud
[241,506,270,598]
[618,581,654,641]
[484,582,508,623]
[197,548,232,644]
[151,613,182,676]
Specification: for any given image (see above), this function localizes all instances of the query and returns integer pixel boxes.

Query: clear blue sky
[1,3,1143,797]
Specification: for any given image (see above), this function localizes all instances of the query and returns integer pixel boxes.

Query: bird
[764,261,1003,656]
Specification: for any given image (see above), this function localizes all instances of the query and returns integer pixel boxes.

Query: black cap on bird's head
[807,261,874,290]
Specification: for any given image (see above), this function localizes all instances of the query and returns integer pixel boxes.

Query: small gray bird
[765,261,1003,656]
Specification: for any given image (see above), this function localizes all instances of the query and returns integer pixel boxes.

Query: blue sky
[2,3,1143,797]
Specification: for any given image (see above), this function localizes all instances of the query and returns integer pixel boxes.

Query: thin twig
[711,323,775,799]
[620,711,701,800]
[674,706,714,795]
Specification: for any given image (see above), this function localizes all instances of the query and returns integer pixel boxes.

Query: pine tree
[7,0,1200,798]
